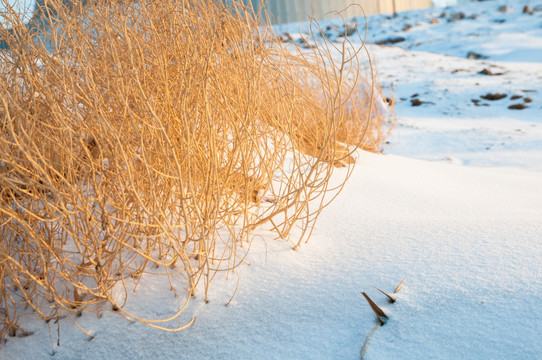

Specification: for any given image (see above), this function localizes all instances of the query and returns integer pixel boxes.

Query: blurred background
[1,0,468,26]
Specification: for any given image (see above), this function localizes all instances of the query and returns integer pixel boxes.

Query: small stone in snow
[467,51,487,59]
[481,93,507,101]
[508,104,527,110]
[375,36,406,45]
[452,12,466,21]
[479,68,505,75]
[411,99,423,106]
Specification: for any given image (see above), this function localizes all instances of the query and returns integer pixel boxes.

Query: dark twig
[361,292,388,322]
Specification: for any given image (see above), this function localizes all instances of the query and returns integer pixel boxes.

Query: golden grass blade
[394,278,405,294]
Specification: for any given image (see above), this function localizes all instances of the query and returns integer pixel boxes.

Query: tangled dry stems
[0,0,390,336]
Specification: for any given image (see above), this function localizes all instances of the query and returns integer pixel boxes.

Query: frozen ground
[364,0,542,172]
[2,0,542,359]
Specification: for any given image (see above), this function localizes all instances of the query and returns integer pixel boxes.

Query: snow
[2,0,542,359]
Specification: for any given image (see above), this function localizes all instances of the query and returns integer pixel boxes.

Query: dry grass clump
[0,0,390,335]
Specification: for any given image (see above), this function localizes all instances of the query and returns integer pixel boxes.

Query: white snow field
[2,0,542,359]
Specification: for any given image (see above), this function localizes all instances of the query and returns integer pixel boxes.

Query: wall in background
[245,0,435,23]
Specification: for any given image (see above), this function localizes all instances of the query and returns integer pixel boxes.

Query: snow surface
[2,0,542,359]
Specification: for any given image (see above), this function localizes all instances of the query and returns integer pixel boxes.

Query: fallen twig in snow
[360,279,405,359]
[372,286,396,303]
[360,321,383,360]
